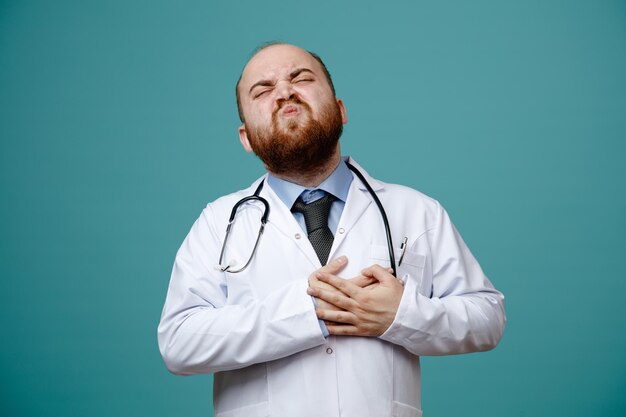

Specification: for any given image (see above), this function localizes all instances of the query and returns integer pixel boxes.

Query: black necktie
[292,193,336,265]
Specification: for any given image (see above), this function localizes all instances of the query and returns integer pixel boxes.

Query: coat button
[326,347,333,354]
[295,233,301,239]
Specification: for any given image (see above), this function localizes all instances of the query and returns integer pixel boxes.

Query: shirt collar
[266,159,353,208]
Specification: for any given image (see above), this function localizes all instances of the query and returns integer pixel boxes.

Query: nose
[275,80,296,102]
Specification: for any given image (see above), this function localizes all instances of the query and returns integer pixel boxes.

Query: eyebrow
[289,68,315,79]
[248,68,316,95]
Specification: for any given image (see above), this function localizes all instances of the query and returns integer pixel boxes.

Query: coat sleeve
[157,205,326,375]
[379,201,506,355]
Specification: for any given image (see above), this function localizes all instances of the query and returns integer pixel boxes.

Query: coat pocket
[369,244,425,288]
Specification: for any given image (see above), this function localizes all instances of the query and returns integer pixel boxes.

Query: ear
[238,124,253,152]
[336,99,348,124]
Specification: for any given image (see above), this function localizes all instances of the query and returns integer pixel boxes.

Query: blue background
[1,1,625,416]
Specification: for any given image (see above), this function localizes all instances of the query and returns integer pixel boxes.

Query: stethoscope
[217,162,404,277]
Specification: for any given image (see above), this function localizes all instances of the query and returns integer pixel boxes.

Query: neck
[269,150,341,188]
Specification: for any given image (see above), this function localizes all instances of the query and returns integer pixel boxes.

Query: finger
[326,324,365,336]
[315,308,357,325]
[361,264,396,283]
[319,256,349,275]
[309,257,348,290]
[314,298,343,312]
[309,279,342,293]
[360,267,393,278]
[349,274,377,288]
[316,272,361,298]
[307,285,358,310]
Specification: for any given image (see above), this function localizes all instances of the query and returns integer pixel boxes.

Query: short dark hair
[235,42,336,123]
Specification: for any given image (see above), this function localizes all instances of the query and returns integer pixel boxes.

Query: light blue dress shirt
[266,159,353,235]
[267,160,354,337]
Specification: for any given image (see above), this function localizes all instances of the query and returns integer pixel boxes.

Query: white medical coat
[158,158,506,417]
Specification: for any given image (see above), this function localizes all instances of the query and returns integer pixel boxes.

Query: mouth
[281,104,300,117]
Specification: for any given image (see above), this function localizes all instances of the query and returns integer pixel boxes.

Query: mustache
[274,97,312,117]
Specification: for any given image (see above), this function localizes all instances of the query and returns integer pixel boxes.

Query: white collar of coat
[342,156,385,193]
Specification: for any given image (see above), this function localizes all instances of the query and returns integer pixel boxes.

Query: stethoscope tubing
[217,181,268,273]
[217,163,397,277]
[345,161,397,277]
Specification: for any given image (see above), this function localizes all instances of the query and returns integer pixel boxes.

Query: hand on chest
[222,202,429,301]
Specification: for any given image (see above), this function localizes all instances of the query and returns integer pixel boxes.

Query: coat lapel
[260,179,321,268]
[253,157,385,268]
[328,157,385,260]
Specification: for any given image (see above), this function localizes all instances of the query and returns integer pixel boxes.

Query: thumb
[320,256,349,275]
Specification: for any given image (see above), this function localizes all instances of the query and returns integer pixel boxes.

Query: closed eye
[290,68,316,84]
[253,89,271,99]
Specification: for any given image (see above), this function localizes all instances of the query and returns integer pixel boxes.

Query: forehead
[240,45,323,90]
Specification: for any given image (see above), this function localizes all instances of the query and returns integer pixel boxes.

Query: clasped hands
[306,256,404,337]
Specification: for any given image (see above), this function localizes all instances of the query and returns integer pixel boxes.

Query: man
[158,42,506,417]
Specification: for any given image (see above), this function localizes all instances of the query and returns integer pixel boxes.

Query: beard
[245,96,343,176]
